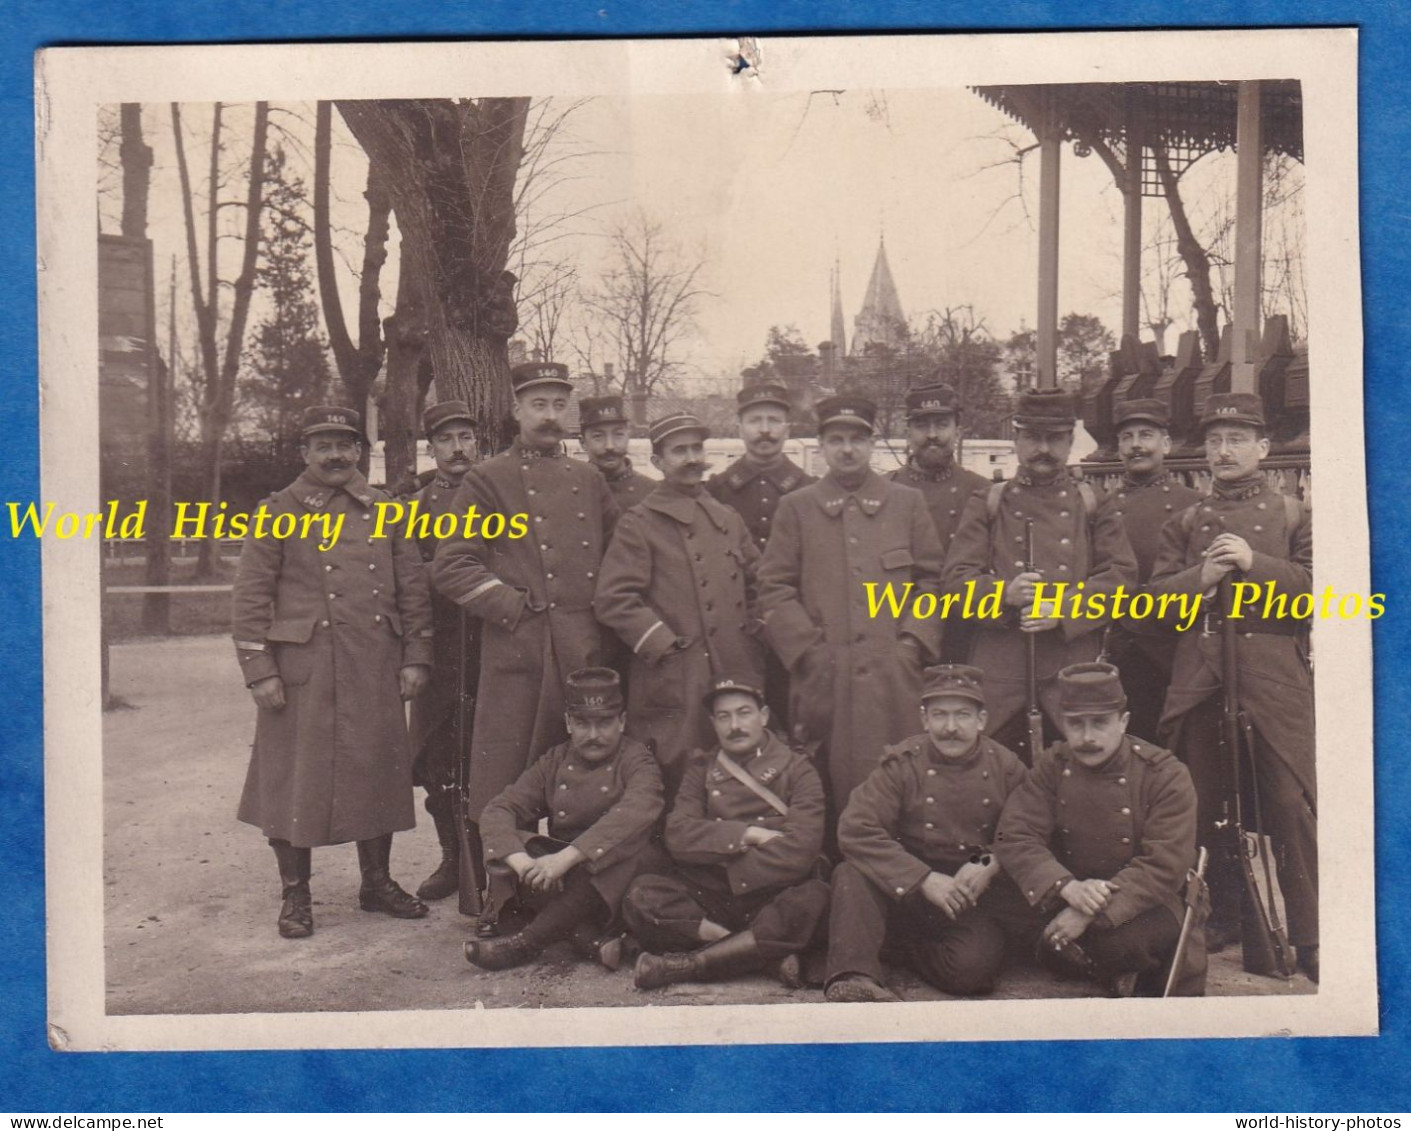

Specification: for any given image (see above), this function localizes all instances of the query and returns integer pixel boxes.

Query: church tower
[850,237,906,355]
[829,259,847,358]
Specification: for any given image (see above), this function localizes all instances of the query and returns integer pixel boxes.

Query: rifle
[1164,846,1210,997]
[452,607,484,917]
[1023,518,1045,763]
[1218,575,1293,978]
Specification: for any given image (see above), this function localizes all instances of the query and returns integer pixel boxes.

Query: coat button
[1062,768,1072,777]
[982,798,991,806]
[368,563,376,570]
[1060,510,1070,518]
[1121,837,1132,844]
[374,614,382,623]
[925,822,935,830]
[541,544,549,551]
[547,572,554,580]
[587,571,595,579]
[925,796,934,804]
[560,784,568,790]
[320,619,330,628]
[927,769,936,776]
[1117,777,1127,785]
[324,564,333,572]
[1120,807,1131,815]
[896,887,906,895]
[328,593,337,599]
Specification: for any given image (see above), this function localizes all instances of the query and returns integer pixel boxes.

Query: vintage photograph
[38,31,1374,1050]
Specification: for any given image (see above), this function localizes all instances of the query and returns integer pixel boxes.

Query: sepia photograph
[35,30,1373,1052]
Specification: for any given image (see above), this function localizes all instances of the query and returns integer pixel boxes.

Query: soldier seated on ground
[623,679,829,991]
[994,662,1206,997]
[463,668,665,972]
[824,664,1033,1002]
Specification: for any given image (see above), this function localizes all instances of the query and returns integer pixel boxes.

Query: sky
[99,87,1302,397]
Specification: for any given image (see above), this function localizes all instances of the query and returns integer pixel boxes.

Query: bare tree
[380,248,435,493]
[518,259,578,364]
[171,101,270,576]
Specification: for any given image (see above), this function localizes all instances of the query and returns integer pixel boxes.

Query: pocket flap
[880,548,915,571]
[266,617,317,644]
[384,612,404,637]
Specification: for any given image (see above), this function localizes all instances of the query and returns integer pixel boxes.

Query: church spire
[851,236,905,355]
[829,258,847,357]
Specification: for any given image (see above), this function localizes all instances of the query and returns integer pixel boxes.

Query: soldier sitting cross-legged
[623,679,830,991]
[463,668,665,972]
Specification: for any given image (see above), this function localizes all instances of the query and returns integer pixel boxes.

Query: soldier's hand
[1044,906,1095,947]
[250,676,286,711]
[921,871,975,920]
[523,847,585,891]
[505,852,536,880]
[743,826,784,847]
[1006,571,1044,607]
[954,858,996,899]
[1060,877,1119,916]
[1199,554,1235,588]
[1019,613,1061,634]
[1207,533,1254,572]
[399,664,432,700]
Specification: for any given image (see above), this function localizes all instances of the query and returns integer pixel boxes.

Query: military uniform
[827,669,1032,996]
[1145,398,1316,954]
[595,468,765,787]
[942,390,1136,756]
[601,459,656,506]
[995,663,1204,995]
[432,365,619,823]
[624,726,829,966]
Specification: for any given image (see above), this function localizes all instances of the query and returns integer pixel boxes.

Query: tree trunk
[381,245,430,493]
[1154,145,1222,364]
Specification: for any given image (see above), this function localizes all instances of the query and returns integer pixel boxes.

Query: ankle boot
[634,929,766,990]
[356,834,428,919]
[269,839,313,939]
[464,933,542,970]
[417,791,461,902]
[571,922,628,971]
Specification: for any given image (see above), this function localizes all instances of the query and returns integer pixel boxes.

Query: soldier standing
[466,669,664,972]
[942,388,1137,762]
[578,393,655,507]
[624,680,829,991]
[707,380,816,729]
[406,401,480,902]
[825,665,1032,1002]
[888,381,990,661]
[1146,392,1318,981]
[995,662,1205,997]
[432,362,619,928]
[233,405,434,938]
[594,413,765,791]
[1097,399,1201,743]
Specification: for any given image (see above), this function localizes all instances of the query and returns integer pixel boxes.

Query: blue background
[1,0,1404,1113]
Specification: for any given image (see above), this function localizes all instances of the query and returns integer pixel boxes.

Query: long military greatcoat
[665,733,826,896]
[707,454,815,553]
[759,470,945,805]
[594,484,765,781]
[432,441,619,820]
[995,737,1198,929]
[942,474,1138,734]
[839,734,1028,898]
[1145,480,1315,800]
[480,736,664,911]
[233,470,433,847]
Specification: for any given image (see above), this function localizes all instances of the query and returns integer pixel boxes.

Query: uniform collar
[644,483,732,533]
[1211,473,1266,501]
[512,438,565,459]
[815,469,888,517]
[432,472,461,489]
[292,469,375,511]
[725,455,804,492]
[903,459,956,484]
[708,730,792,786]
[1014,468,1074,489]
[1119,469,1171,493]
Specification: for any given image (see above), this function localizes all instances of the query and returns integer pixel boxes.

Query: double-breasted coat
[233,470,434,847]
[942,474,1137,735]
[839,734,1029,898]
[665,733,827,896]
[1145,481,1315,801]
[432,441,619,820]
[594,485,765,780]
[758,471,945,805]
[706,454,816,554]
[480,736,665,912]
[994,737,1198,929]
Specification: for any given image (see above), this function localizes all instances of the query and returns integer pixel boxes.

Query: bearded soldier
[1097,399,1201,743]
[1146,392,1318,982]
[578,393,655,507]
[233,405,434,938]
[433,362,619,929]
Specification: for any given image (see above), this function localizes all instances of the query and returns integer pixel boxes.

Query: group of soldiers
[231,359,1317,1001]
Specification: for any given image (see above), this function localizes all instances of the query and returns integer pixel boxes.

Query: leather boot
[417,790,460,902]
[464,933,541,970]
[356,834,428,919]
[269,839,313,939]
[571,922,628,971]
[634,929,767,990]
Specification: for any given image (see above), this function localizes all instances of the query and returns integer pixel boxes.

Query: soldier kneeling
[825,664,1032,1002]
[624,679,829,991]
[995,662,1207,997]
[464,668,665,972]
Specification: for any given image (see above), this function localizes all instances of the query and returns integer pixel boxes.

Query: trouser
[412,714,458,793]
[485,837,610,940]
[825,862,1040,995]
[1175,696,1318,947]
[1107,630,1174,746]
[623,868,830,961]
[1047,905,1187,995]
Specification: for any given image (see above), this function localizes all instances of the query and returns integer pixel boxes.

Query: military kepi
[736,381,792,414]
[301,404,362,439]
[565,667,625,718]
[919,663,986,706]
[905,382,960,420]
[649,412,709,447]
[1056,661,1127,715]
[579,394,630,429]
[1114,397,1170,431]
[511,361,573,395]
[422,400,476,437]
[1197,391,1266,433]
[815,394,877,433]
[1013,387,1077,430]
[702,677,767,712]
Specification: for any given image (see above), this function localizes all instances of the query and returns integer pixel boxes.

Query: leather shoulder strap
[715,752,790,817]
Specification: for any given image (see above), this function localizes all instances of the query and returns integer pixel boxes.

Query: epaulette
[1128,739,1173,766]
[878,737,924,765]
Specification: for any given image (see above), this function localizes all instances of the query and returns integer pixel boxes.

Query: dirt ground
[102,634,1316,1017]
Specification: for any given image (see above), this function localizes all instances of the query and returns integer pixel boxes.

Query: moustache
[726,731,749,742]
[682,462,708,474]
[536,422,564,435]
[322,461,351,470]
[1074,745,1103,755]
